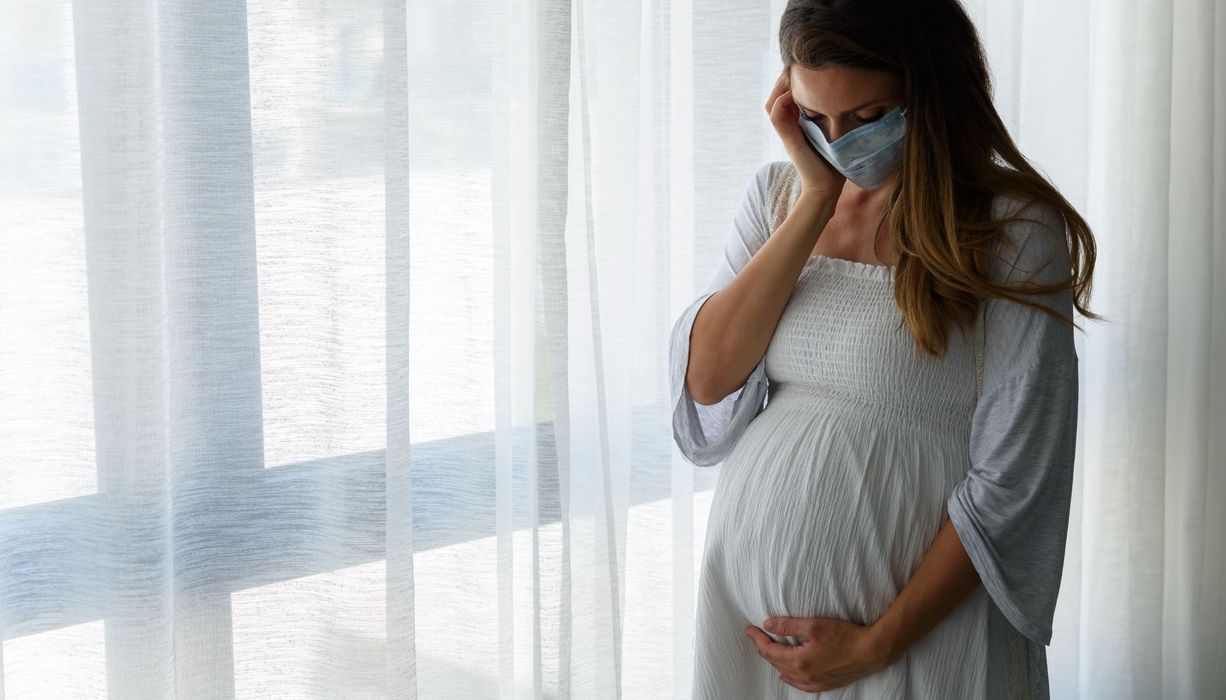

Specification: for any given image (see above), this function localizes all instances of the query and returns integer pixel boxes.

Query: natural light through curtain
[1,0,1223,698]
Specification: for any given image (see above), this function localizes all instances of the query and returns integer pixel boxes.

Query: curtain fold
[0,0,1222,697]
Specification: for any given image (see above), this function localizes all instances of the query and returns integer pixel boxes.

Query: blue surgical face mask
[797,105,907,190]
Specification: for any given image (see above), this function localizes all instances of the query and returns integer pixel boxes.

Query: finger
[762,633,809,661]
[746,624,783,649]
[764,68,789,113]
[778,674,828,693]
[760,655,798,683]
[765,68,794,116]
[782,670,866,693]
[773,98,810,148]
[744,624,779,652]
[756,636,808,666]
[746,627,804,673]
[768,92,802,140]
[762,616,813,639]
[769,88,797,122]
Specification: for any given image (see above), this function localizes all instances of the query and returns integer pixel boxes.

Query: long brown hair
[779,0,1101,357]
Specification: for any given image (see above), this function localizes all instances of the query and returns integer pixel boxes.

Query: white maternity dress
[669,161,1079,699]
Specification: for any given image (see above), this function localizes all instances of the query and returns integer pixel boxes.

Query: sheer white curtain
[0,0,1221,698]
[973,1,1226,697]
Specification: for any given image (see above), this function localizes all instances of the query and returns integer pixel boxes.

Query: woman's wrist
[781,190,837,251]
[793,189,839,219]
[862,618,902,671]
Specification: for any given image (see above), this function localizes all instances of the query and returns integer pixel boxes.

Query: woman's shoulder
[752,160,800,235]
[744,159,794,198]
[985,190,1072,288]
[989,191,1067,234]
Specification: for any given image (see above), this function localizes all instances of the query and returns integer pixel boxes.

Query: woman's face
[786,64,904,144]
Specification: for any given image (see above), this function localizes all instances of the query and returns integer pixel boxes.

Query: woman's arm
[864,517,983,665]
[686,190,834,405]
[869,195,1080,658]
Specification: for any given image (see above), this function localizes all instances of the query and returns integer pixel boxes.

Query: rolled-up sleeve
[946,196,1080,646]
[669,162,777,467]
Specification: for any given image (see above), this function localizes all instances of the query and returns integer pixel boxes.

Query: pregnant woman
[669,1,1099,698]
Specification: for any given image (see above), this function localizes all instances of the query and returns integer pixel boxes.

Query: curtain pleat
[383,0,415,695]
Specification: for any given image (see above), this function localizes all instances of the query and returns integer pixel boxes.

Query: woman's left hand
[744,616,892,693]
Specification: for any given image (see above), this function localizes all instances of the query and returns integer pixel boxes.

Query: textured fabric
[669,161,1077,697]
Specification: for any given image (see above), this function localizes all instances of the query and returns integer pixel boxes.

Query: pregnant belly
[704,383,971,642]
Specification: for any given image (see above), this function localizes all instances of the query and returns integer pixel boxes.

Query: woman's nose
[825,120,855,143]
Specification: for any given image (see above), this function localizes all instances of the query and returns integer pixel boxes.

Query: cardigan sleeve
[946,195,1080,646]
[668,162,777,467]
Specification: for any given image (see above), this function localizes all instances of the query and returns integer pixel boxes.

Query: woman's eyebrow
[794,98,882,116]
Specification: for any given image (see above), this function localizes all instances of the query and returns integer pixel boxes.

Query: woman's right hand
[765,70,847,204]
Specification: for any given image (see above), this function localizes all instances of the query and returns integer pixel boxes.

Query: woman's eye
[805,112,882,123]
